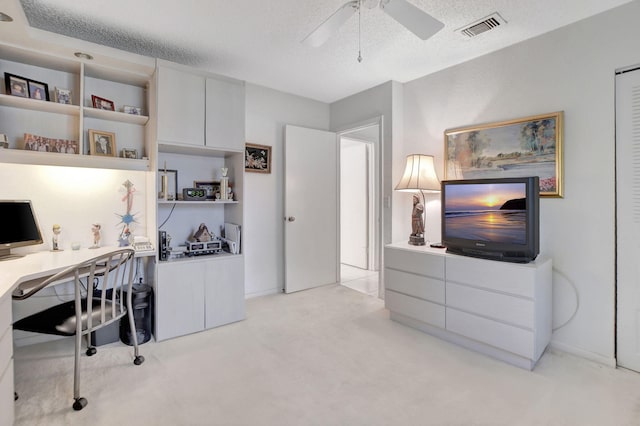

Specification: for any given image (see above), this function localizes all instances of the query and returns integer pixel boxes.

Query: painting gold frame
[245,142,272,173]
[445,111,563,198]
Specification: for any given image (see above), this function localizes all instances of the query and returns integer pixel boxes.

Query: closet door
[616,67,640,372]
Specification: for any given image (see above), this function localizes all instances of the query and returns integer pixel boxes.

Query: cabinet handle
[287,216,296,222]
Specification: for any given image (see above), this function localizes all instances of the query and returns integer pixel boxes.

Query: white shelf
[0,94,80,116]
[83,107,149,125]
[157,200,238,205]
[0,148,150,171]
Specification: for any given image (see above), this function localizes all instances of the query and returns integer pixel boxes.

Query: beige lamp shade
[395,154,441,192]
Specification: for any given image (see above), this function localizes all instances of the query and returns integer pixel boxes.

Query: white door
[616,66,640,371]
[341,139,369,269]
[284,125,338,293]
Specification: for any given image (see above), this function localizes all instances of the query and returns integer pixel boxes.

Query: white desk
[0,246,150,425]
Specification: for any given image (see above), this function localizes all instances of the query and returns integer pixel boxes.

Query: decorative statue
[411,194,424,237]
[52,224,62,251]
[193,223,213,242]
[90,224,101,249]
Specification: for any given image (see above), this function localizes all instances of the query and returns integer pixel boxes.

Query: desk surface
[0,247,141,300]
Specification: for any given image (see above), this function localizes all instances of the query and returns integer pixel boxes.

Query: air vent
[458,12,507,38]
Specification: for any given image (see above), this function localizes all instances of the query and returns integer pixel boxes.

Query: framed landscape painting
[445,111,563,197]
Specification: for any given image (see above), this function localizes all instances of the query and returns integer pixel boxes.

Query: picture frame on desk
[88,129,116,156]
[91,94,115,111]
[194,180,220,200]
[5,73,29,98]
[27,79,49,101]
[159,169,178,201]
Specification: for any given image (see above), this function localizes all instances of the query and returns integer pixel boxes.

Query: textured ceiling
[8,0,634,103]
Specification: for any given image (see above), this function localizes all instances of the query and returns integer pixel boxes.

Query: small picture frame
[91,95,115,111]
[27,79,49,101]
[123,105,142,115]
[158,169,179,200]
[5,73,29,98]
[54,87,72,104]
[88,129,116,156]
[194,180,221,200]
[121,148,138,159]
[245,142,272,173]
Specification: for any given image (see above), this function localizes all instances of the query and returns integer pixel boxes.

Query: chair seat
[14,298,125,336]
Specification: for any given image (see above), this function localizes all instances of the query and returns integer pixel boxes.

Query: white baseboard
[245,288,280,299]
[548,340,616,368]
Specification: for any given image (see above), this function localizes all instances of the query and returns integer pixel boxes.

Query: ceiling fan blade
[301,1,359,47]
[380,0,444,40]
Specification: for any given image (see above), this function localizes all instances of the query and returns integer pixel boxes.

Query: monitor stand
[0,247,24,261]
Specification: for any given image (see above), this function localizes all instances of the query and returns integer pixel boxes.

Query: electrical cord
[158,202,177,229]
[552,266,580,332]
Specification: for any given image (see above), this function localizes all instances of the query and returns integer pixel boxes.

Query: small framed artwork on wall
[245,142,272,173]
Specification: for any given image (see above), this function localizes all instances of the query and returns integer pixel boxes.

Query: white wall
[244,83,330,297]
[399,1,640,364]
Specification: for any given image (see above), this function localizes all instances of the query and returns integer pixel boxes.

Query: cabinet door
[205,77,245,151]
[155,262,205,340]
[205,256,245,329]
[157,66,205,146]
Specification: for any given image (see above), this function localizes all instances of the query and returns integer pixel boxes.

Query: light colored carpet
[13,284,640,425]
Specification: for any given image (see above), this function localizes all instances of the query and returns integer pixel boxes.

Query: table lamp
[395,154,441,245]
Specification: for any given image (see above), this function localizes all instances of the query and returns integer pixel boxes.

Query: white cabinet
[156,62,245,151]
[0,293,13,425]
[205,77,245,151]
[156,65,205,147]
[155,255,245,341]
[384,243,552,370]
[155,261,205,341]
[205,255,245,329]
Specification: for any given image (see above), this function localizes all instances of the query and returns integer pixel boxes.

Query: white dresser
[384,243,552,370]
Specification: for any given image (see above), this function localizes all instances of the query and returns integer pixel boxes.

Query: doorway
[339,124,380,297]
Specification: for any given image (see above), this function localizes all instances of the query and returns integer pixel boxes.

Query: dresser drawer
[446,309,533,358]
[447,283,534,329]
[385,268,444,303]
[385,247,444,279]
[386,290,445,328]
[446,256,537,297]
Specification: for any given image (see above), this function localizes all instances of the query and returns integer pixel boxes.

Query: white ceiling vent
[458,13,507,38]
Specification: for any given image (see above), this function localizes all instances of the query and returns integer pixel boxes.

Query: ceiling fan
[301,0,444,51]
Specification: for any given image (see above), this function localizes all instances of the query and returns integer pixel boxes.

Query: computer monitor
[0,200,43,261]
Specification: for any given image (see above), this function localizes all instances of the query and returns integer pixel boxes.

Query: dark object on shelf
[120,284,153,346]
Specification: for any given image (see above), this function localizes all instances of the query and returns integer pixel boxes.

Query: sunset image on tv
[444,183,527,244]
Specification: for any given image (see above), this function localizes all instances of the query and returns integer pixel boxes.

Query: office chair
[13,248,145,411]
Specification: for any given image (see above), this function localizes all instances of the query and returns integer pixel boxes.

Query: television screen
[441,177,539,263]
[444,182,527,244]
[0,200,43,260]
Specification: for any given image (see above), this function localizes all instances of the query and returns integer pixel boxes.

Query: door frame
[336,116,384,297]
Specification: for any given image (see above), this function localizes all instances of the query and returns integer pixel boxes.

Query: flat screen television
[441,177,539,263]
[0,200,43,261]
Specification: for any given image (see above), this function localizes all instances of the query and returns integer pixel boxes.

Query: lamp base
[408,235,425,246]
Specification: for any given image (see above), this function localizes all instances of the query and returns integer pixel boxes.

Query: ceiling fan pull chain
[357,0,363,62]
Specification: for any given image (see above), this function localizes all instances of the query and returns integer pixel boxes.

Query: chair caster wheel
[14,392,18,401]
[73,397,87,411]
[134,355,145,365]
[86,347,97,356]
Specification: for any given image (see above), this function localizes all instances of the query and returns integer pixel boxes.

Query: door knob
[287,216,296,222]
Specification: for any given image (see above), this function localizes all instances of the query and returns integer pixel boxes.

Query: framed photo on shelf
[121,148,138,159]
[194,180,221,200]
[27,79,49,101]
[245,142,272,173]
[123,105,142,115]
[91,94,115,111]
[444,111,564,197]
[54,87,72,104]
[158,169,178,201]
[88,129,116,156]
[4,73,29,98]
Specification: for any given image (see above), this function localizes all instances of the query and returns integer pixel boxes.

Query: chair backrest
[13,248,136,331]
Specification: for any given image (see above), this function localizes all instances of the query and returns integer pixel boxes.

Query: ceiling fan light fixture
[74,52,94,60]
